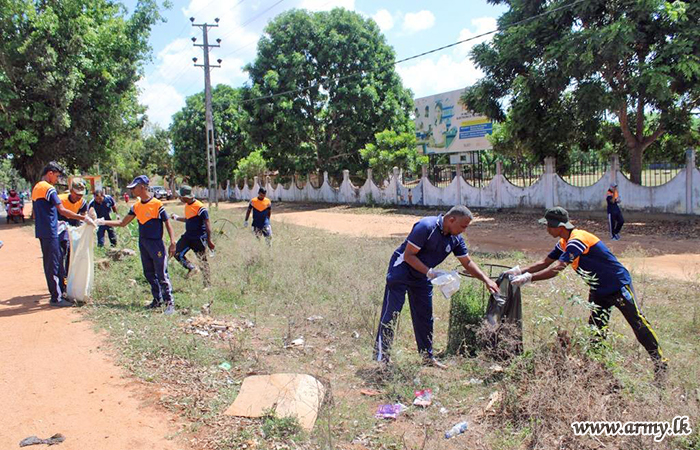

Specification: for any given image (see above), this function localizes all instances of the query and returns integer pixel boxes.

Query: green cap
[179,185,193,198]
[538,207,575,230]
[71,178,86,194]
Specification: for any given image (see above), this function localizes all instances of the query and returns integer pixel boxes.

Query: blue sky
[121,0,508,127]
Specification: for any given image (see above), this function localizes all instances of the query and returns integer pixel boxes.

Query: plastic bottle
[444,421,468,439]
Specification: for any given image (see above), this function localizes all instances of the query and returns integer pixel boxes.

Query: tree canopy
[170,85,250,186]
[462,0,700,183]
[243,8,414,178]
[0,0,167,181]
[360,129,427,179]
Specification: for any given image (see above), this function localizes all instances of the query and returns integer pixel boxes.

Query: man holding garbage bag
[32,162,92,307]
[58,178,89,284]
[507,207,667,382]
[98,176,177,315]
[374,205,499,368]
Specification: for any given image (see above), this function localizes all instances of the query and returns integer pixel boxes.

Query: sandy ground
[218,201,700,282]
[0,225,184,450]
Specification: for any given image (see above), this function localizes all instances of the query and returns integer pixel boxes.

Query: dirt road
[0,225,183,449]
[219,202,700,281]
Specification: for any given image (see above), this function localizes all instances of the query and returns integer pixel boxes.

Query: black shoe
[145,300,163,309]
[49,300,74,308]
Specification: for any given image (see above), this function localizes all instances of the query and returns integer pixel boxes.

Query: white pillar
[610,154,620,186]
[455,163,462,205]
[421,164,428,206]
[495,161,502,208]
[686,149,695,215]
[393,166,400,204]
[544,156,556,209]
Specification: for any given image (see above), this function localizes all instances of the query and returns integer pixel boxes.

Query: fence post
[455,163,462,205]
[393,166,400,204]
[421,164,428,206]
[610,154,620,186]
[686,149,695,215]
[544,156,556,208]
[253,176,259,191]
[366,168,373,186]
[495,161,502,208]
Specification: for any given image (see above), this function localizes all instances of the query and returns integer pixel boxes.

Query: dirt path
[217,202,700,281]
[0,225,184,449]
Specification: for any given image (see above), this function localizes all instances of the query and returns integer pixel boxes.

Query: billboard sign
[414,88,493,154]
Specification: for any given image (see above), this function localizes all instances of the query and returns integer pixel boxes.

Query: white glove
[511,272,532,287]
[171,214,179,221]
[427,268,447,280]
[505,265,522,277]
[244,220,249,227]
[83,217,96,228]
[95,218,106,227]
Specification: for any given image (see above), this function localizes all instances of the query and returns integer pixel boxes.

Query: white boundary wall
[199,151,699,215]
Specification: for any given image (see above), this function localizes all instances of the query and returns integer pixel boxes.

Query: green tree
[141,124,175,186]
[233,148,268,181]
[244,8,414,177]
[462,0,700,184]
[0,0,168,181]
[170,85,249,186]
[360,129,427,179]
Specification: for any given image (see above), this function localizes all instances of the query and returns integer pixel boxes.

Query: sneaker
[611,235,619,241]
[49,300,74,308]
[186,267,200,279]
[423,357,448,370]
[145,300,163,309]
[164,305,176,315]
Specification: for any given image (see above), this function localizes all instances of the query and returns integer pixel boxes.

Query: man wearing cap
[244,188,272,246]
[507,207,667,381]
[99,176,177,314]
[171,186,215,286]
[58,178,89,283]
[32,162,90,306]
[88,189,119,247]
[606,183,624,240]
[374,205,500,368]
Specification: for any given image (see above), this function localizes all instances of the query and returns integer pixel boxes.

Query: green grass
[84,203,700,450]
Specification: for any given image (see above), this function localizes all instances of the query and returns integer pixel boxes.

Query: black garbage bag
[483,273,523,359]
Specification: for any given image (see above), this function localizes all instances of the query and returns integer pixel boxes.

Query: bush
[446,281,487,356]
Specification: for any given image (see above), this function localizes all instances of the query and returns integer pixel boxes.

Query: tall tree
[244,8,414,177]
[360,129,427,179]
[170,85,249,186]
[462,0,700,183]
[0,0,166,181]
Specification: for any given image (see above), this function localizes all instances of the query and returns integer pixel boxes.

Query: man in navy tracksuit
[606,183,624,240]
[171,185,215,287]
[374,205,499,368]
[100,176,177,314]
[88,189,119,247]
[32,162,89,307]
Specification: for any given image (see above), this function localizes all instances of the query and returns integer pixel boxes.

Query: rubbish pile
[181,315,254,340]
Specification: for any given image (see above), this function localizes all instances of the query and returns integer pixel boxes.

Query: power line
[241,0,588,105]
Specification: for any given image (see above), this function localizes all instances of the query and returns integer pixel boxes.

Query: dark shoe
[423,357,448,370]
[49,300,74,308]
[145,300,163,310]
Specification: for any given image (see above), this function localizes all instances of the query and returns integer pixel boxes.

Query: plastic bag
[431,271,461,299]
[66,219,96,301]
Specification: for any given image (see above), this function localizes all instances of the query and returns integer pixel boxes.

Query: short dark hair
[258,187,267,194]
[93,189,104,196]
[42,161,65,176]
[445,205,474,220]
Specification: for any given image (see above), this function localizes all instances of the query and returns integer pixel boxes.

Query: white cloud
[402,10,435,33]
[138,78,185,128]
[397,17,497,98]
[299,0,355,11]
[372,9,394,31]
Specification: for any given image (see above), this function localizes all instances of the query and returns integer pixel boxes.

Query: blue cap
[126,175,149,189]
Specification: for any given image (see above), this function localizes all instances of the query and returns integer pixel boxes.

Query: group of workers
[375,203,665,382]
[30,162,274,315]
[28,160,663,382]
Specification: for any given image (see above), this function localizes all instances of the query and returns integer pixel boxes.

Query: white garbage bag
[431,271,461,299]
[66,221,96,301]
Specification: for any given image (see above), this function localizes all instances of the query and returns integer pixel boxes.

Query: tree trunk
[628,143,644,185]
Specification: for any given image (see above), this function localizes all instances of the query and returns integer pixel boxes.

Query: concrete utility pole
[191,17,222,208]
